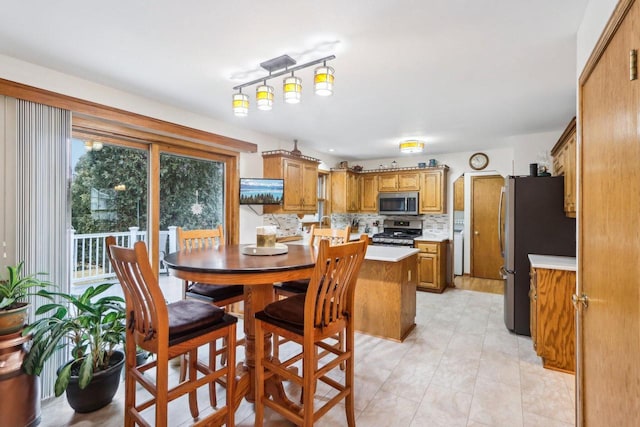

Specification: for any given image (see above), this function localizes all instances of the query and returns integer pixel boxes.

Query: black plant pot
[59,350,124,413]
[136,350,150,366]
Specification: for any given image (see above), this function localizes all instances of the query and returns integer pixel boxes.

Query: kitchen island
[354,245,419,342]
[283,240,419,341]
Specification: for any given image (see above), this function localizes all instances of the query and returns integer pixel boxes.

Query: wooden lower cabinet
[529,266,575,373]
[354,255,417,342]
[415,240,448,292]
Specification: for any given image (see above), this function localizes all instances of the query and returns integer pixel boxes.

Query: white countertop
[284,240,419,262]
[364,246,420,262]
[414,233,449,243]
[528,254,576,271]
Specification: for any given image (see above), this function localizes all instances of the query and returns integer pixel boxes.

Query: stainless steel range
[371,219,423,246]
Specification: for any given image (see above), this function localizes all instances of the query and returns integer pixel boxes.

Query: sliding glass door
[70,138,148,287]
[159,152,225,232]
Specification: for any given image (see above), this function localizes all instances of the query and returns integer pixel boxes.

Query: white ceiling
[0,1,588,160]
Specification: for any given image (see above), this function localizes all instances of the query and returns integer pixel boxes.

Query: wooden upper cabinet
[378,171,420,192]
[360,174,378,212]
[378,173,399,192]
[330,169,359,213]
[419,169,447,214]
[453,175,465,211]
[262,151,319,214]
[551,117,576,218]
[301,161,319,211]
[331,166,447,214]
[398,172,420,191]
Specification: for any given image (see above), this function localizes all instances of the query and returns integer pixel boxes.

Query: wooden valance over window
[0,78,257,154]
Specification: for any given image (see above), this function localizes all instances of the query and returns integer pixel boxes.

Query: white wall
[577,0,619,75]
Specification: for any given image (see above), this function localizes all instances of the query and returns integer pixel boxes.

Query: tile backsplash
[264,213,450,236]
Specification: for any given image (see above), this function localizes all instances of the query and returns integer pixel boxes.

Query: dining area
[103,225,371,426]
[38,251,576,427]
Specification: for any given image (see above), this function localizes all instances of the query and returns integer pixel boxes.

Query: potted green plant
[0,262,52,427]
[0,262,52,335]
[22,283,126,413]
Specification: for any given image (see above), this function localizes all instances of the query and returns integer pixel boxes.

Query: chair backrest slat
[309,224,351,246]
[106,236,168,345]
[177,225,224,250]
[307,236,367,330]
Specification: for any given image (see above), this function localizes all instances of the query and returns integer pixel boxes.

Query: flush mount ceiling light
[399,140,425,153]
[232,54,335,116]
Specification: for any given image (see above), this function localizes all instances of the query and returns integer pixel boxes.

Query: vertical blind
[14,98,71,399]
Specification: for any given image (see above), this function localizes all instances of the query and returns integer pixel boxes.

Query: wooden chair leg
[272,332,280,361]
[155,353,169,427]
[208,341,218,407]
[339,331,346,370]
[188,349,199,418]
[220,336,228,366]
[345,329,356,427]
[226,323,237,427]
[302,342,317,427]
[124,342,137,427]
[254,320,265,427]
[179,354,187,383]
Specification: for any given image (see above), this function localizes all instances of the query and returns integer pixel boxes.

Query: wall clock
[469,152,489,170]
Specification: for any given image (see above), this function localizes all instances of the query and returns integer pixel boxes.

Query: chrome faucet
[319,216,331,227]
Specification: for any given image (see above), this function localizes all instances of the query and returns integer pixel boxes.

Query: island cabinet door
[529,267,539,354]
[417,253,437,290]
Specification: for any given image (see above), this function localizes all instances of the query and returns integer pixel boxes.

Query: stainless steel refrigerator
[499,176,576,336]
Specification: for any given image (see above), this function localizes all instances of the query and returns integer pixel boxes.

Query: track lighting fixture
[232,54,335,116]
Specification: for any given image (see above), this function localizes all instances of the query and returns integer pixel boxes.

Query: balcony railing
[71,226,177,286]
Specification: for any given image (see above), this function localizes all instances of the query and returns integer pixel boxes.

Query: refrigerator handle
[498,186,505,258]
[499,265,514,278]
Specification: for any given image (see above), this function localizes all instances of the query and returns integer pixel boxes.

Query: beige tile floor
[39,283,575,426]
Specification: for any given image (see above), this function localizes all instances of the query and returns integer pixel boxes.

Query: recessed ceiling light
[328,148,335,152]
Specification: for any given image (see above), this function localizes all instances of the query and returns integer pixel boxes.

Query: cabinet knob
[474,230,479,235]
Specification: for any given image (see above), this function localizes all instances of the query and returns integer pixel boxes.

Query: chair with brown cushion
[106,236,236,427]
[177,226,245,308]
[176,225,245,404]
[254,235,368,427]
[273,224,351,364]
[274,224,351,298]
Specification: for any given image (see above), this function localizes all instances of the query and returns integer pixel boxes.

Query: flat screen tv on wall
[239,178,284,205]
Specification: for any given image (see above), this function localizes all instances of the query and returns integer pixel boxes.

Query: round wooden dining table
[163,243,316,409]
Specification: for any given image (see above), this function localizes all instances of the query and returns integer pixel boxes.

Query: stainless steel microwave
[378,192,419,215]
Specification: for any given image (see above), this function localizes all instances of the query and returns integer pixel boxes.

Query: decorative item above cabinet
[262,150,320,214]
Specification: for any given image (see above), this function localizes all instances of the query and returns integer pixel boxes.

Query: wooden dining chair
[177,225,245,310]
[275,224,351,298]
[176,225,245,405]
[106,236,236,427]
[273,224,351,364]
[254,235,368,427]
